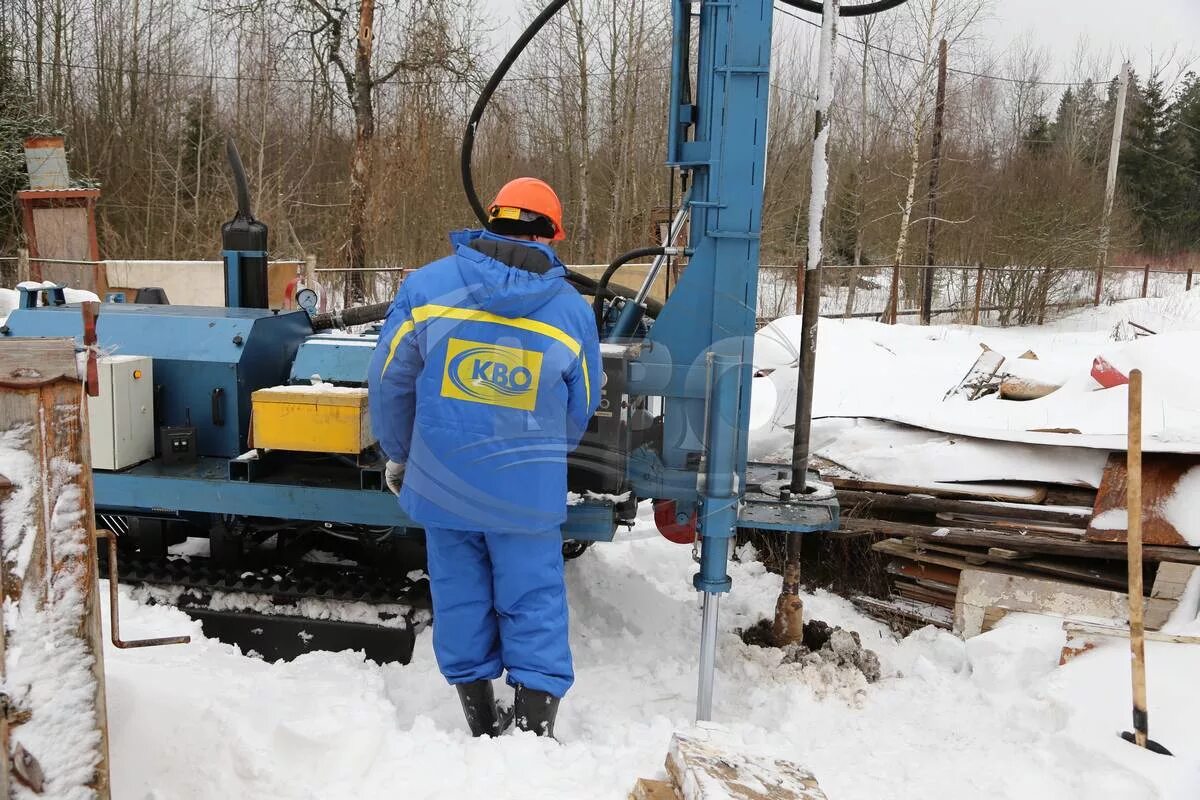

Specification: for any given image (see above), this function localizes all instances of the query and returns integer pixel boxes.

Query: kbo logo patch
[441,337,542,411]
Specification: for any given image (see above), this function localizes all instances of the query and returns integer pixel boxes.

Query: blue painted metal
[4,302,312,457]
[93,458,617,540]
[289,332,378,385]
[17,284,66,309]
[630,0,805,593]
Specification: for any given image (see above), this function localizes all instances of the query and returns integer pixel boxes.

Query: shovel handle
[1126,369,1148,748]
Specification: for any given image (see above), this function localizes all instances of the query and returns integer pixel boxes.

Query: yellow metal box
[251,385,374,455]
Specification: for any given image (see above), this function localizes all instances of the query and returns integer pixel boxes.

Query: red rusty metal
[81,302,100,397]
[96,530,191,649]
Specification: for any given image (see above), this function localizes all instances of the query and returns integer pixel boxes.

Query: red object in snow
[654,499,696,544]
[1091,356,1129,389]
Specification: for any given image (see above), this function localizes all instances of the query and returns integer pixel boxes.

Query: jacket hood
[448,229,569,318]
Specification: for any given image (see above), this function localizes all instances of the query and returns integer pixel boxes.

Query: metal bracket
[96,530,191,648]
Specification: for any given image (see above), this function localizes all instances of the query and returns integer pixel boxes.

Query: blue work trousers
[424,527,573,698]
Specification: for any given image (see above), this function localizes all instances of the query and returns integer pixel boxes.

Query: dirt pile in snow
[740,617,882,705]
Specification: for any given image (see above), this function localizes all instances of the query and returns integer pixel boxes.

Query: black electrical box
[160,425,198,465]
[568,345,630,496]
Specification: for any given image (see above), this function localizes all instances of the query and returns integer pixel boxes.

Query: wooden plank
[935,512,1086,539]
[839,517,1200,564]
[667,735,827,800]
[886,558,961,587]
[894,581,956,608]
[0,338,109,797]
[988,548,1029,560]
[851,595,953,629]
[1087,452,1199,546]
[944,346,1005,401]
[1063,620,1200,645]
[0,337,78,388]
[830,476,1047,504]
[954,569,1175,638]
[630,778,680,800]
[875,538,1030,579]
[1151,562,1196,601]
[908,539,1128,590]
[838,489,1089,525]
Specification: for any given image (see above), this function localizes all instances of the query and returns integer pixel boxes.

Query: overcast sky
[488,0,1199,86]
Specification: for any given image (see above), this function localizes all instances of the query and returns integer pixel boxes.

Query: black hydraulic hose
[592,247,666,327]
[226,138,253,219]
[461,0,571,225]
[779,0,909,15]
[459,0,657,323]
[310,302,391,331]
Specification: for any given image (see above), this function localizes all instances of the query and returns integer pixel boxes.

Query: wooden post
[1126,369,1149,749]
[794,263,805,317]
[0,337,110,798]
[921,38,949,326]
[972,264,985,325]
[1142,264,1150,298]
[1096,61,1130,306]
[304,253,316,289]
[1187,268,1194,291]
[16,248,30,285]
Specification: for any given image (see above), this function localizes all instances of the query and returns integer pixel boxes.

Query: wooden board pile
[834,456,1200,638]
[630,734,827,800]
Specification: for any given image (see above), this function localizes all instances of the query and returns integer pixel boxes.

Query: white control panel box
[88,356,155,470]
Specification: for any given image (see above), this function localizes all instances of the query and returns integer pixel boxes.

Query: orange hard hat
[488,177,566,241]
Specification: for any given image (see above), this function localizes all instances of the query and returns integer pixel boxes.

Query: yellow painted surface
[251,387,373,454]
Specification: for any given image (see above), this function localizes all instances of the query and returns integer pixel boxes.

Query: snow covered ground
[749,292,1200,476]
[104,502,1200,799]
[81,291,1200,797]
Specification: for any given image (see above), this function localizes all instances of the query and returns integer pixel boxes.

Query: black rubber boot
[456,680,502,737]
[513,684,560,738]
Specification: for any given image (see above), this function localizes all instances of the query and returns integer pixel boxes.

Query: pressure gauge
[296,288,319,313]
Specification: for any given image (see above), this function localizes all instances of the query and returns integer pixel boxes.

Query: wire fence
[756,263,1196,327]
[1,252,1194,328]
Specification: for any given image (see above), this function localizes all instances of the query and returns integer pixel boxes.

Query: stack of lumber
[630,733,826,800]
[831,461,1200,637]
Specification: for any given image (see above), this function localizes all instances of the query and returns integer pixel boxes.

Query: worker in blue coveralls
[367,177,601,739]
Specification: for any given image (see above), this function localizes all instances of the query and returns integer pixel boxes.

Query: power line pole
[1096,60,1131,306]
[921,38,948,325]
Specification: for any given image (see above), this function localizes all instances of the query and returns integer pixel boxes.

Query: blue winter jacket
[367,229,602,533]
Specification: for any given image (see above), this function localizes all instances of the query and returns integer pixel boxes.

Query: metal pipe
[309,301,392,331]
[696,591,720,721]
[774,0,840,649]
[607,203,690,340]
[96,530,191,649]
[633,204,690,306]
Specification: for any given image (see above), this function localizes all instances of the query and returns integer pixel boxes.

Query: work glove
[385,460,406,496]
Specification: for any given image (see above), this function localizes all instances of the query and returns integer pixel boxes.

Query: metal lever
[211,387,226,426]
[81,301,101,398]
[95,530,191,649]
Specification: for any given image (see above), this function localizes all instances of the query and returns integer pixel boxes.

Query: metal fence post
[972,264,984,325]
